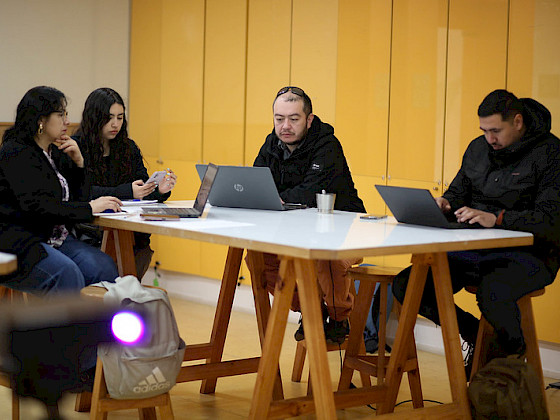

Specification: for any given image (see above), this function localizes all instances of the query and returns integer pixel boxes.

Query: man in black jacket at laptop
[393,89,560,375]
[250,86,365,344]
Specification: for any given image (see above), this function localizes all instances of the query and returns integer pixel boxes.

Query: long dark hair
[75,87,133,185]
[2,86,66,146]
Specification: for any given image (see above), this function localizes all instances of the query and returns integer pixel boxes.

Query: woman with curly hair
[73,87,177,280]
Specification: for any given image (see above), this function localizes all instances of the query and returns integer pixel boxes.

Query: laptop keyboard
[141,207,199,217]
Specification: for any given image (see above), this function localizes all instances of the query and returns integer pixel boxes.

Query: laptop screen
[193,163,219,213]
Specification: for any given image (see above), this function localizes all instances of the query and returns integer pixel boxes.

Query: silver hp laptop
[195,164,307,211]
[375,185,483,229]
[140,163,219,218]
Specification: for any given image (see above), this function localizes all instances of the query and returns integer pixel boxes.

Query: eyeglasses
[276,86,305,98]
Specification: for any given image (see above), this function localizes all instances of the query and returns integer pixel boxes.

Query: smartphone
[146,170,166,185]
[360,214,388,220]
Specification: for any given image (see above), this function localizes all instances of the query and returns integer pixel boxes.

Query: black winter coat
[0,138,93,278]
[443,98,560,269]
[254,115,365,213]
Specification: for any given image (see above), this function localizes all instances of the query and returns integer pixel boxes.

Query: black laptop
[375,185,483,229]
[141,163,218,218]
[195,164,307,211]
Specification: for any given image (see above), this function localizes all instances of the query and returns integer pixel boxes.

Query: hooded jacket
[443,98,560,269]
[254,115,365,213]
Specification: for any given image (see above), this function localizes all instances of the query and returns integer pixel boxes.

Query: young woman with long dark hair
[74,87,177,280]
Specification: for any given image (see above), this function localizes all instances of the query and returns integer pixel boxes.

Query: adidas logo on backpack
[133,367,171,394]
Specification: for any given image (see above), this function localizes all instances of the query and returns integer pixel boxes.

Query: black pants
[392,249,556,354]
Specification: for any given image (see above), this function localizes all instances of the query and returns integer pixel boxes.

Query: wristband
[495,209,505,226]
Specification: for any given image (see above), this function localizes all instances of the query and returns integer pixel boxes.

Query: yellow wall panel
[245,0,291,165]
[160,0,204,162]
[443,0,508,185]
[353,175,386,216]
[291,0,338,124]
[530,0,560,136]
[203,0,247,165]
[129,0,162,158]
[153,236,202,274]
[388,0,448,184]
[336,0,392,179]
[200,243,232,281]
[506,0,535,96]
[533,277,560,343]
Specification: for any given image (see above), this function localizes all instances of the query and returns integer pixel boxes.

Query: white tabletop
[0,251,17,275]
[95,202,533,260]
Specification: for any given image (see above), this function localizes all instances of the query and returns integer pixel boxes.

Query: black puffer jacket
[443,98,560,268]
[254,115,365,213]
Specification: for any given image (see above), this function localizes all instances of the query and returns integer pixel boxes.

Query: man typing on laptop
[248,86,365,344]
[393,90,560,377]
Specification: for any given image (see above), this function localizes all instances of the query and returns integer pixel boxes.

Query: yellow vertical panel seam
[385,0,394,186]
[505,0,511,90]
[242,0,250,165]
[441,0,451,186]
[201,0,207,163]
[289,0,294,84]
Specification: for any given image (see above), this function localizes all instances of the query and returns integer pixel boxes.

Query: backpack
[468,356,549,419]
[95,276,186,399]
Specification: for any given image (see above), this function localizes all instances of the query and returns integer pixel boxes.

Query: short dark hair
[477,89,524,121]
[273,86,313,116]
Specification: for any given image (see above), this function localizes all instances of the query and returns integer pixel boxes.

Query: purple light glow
[111,311,144,344]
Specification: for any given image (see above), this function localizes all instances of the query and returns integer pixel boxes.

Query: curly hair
[75,87,133,185]
[2,86,66,146]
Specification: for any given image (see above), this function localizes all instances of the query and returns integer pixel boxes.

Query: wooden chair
[337,265,424,408]
[0,286,28,420]
[291,265,424,407]
[466,286,547,403]
[76,284,174,420]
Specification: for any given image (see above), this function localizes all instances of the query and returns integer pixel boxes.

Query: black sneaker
[325,318,350,345]
[294,304,329,341]
[294,316,305,341]
[365,337,392,354]
[463,339,475,380]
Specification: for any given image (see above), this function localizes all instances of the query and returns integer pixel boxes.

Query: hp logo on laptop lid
[234,183,244,192]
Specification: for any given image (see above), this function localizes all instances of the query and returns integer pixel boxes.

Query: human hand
[132,179,157,199]
[158,168,177,194]
[454,206,497,227]
[90,196,123,214]
[435,196,451,213]
[54,135,84,167]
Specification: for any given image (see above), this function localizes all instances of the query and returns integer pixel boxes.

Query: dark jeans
[2,235,118,297]
[392,249,556,354]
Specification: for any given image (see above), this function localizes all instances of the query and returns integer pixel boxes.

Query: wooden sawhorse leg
[245,250,284,400]
[378,253,471,418]
[249,257,337,419]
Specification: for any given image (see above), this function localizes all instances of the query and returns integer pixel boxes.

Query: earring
[38,123,44,135]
